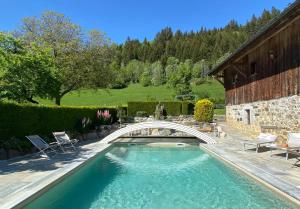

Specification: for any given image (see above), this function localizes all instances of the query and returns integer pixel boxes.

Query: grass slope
[38,80,224,107]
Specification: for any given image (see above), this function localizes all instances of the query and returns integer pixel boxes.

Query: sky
[0,0,295,43]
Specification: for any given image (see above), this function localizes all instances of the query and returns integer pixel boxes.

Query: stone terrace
[203,122,300,203]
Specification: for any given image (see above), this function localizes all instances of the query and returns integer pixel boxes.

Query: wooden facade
[209,1,300,105]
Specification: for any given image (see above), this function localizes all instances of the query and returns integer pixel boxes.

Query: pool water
[25,145,298,209]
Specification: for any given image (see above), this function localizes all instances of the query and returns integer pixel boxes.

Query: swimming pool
[25,145,298,209]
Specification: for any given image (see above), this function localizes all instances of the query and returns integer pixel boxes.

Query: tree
[174,60,193,95]
[17,11,113,105]
[121,38,142,64]
[113,7,280,69]
[150,61,165,86]
[108,60,127,89]
[0,32,57,103]
[124,60,144,83]
[140,63,152,87]
[84,29,115,88]
[165,57,179,87]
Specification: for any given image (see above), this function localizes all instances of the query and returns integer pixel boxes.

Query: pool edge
[200,144,300,207]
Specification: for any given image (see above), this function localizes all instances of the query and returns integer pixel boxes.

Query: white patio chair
[26,135,58,157]
[241,133,277,153]
[53,132,78,152]
[268,133,300,160]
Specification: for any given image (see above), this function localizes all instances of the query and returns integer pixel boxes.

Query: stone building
[208,1,300,136]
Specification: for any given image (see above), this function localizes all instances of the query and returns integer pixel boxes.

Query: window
[250,62,257,75]
[232,74,238,85]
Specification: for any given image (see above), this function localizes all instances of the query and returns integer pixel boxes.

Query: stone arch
[101,121,216,144]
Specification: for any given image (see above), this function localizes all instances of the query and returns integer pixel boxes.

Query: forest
[105,7,281,97]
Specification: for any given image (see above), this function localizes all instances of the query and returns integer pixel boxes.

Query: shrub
[175,94,196,101]
[128,102,157,116]
[95,110,112,125]
[209,98,225,105]
[181,102,188,115]
[127,101,184,116]
[116,105,127,123]
[75,117,93,134]
[160,102,181,116]
[194,99,214,122]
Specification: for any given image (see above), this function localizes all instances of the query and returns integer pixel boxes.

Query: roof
[207,0,300,76]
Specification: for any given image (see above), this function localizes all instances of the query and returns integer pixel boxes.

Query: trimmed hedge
[0,102,120,140]
[128,101,194,116]
[181,102,195,115]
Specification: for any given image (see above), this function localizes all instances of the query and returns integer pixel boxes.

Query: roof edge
[207,0,300,76]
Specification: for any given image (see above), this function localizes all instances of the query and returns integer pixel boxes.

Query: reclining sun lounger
[53,132,78,152]
[267,133,300,160]
[26,135,58,157]
[241,133,277,153]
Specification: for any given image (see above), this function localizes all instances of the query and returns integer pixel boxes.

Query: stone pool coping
[0,143,112,209]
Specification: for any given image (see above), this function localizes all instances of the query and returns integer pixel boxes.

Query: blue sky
[0,0,295,43]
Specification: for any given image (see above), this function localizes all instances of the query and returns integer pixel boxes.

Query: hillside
[38,80,224,107]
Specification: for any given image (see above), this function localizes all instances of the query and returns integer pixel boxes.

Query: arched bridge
[100,121,216,144]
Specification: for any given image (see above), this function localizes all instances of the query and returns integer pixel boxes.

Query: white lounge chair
[242,133,277,153]
[26,135,58,157]
[53,132,78,152]
[268,133,300,160]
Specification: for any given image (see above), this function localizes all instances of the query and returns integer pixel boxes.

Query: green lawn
[214,108,226,115]
[38,79,224,107]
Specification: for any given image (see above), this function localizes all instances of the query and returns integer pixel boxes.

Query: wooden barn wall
[224,18,300,105]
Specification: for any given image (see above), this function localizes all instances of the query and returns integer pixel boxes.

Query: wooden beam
[233,61,244,66]
[215,75,224,79]
[232,65,247,78]
[214,76,224,86]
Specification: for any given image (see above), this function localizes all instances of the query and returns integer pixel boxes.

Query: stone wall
[226,95,300,138]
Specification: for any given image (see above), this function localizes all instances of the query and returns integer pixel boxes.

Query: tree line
[0,8,281,105]
[116,7,280,66]
[108,7,280,94]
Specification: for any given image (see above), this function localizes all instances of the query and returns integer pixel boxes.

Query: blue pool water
[25,145,298,209]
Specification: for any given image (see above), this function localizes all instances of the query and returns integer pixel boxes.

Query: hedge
[127,101,194,116]
[0,102,121,141]
[181,102,195,115]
